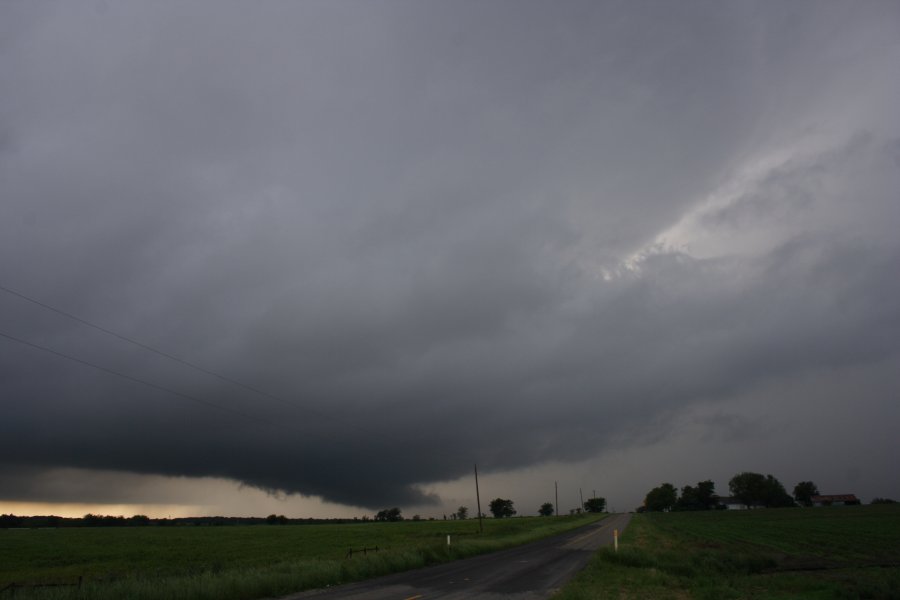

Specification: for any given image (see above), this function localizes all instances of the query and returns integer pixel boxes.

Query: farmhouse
[716,496,765,510]
[810,494,860,506]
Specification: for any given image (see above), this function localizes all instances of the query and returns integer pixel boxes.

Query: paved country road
[283,513,632,600]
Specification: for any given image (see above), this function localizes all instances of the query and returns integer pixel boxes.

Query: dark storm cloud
[2,1,898,509]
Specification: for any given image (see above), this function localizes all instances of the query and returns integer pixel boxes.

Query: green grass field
[555,505,900,600]
[0,514,602,599]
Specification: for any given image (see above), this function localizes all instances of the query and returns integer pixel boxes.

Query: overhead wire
[0,283,294,409]
[0,329,259,421]
[0,282,349,428]
[0,284,413,443]
[0,282,477,465]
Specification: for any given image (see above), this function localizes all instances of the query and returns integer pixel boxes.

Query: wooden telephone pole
[474,463,483,533]
[555,481,559,517]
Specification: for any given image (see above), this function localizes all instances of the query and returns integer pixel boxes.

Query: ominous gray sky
[2,0,899,517]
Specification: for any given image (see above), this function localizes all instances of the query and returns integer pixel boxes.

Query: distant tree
[0,514,22,528]
[729,472,767,508]
[129,515,151,526]
[455,506,468,520]
[871,498,896,504]
[266,514,288,524]
[644,483,677,512]
[696,480,717,510]
[489,498,516,518]
[763,475,795,507]
[729,472,794,508]
[374,507,403,522]
[82,513,101,526]
[538,502,555,517]
[583,497,607,513]
[411,514,421,521]
[793,481,819,507]
[675,480,717,511]
[675,485,699,511]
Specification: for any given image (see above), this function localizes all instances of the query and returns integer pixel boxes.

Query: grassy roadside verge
[1,513,603,600]
[554,506,900,599]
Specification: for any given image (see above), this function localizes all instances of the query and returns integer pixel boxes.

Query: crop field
[0,513,602,599]
[555,505,900,599]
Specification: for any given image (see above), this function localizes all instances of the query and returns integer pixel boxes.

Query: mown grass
[555,505,900,600]
[0,513,603,599]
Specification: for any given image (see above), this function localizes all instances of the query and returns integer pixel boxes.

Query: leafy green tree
[696,480,717,510]
[644,483,677,512]
[675,485,699,511]
[374,507,403,522]
[489,498,516,518]
[455,506,468,520]
[793,481,819,507]
[729,472,794,508]
[538,502,554,516]
[676,480,718,511]
[763,475,796,507]
[583,497,607,513]
[729,472,767,508]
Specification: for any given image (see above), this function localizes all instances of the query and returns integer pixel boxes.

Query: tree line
[485,495,606,518]
[639,472,873,512]
[1,514,375,528]
[372,495,608,523]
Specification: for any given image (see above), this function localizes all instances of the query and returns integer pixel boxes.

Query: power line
[1,324,484,503]
[0,283,294,409]
[0,282,357,430]
[0,329,260,422]
[0,282,481,472]
[0,284,422,448]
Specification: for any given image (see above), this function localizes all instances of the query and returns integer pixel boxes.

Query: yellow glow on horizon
[0,502,205,519]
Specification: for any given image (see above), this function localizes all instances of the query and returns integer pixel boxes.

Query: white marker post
[614,529,618,552]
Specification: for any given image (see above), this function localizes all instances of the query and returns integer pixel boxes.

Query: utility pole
[580,488,584,512]
[474,463,483,534]
[555,481,559,517]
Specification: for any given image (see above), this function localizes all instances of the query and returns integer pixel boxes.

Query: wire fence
[345,545,380,559]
